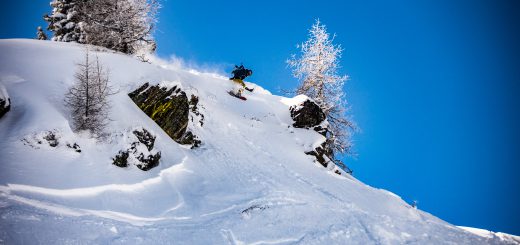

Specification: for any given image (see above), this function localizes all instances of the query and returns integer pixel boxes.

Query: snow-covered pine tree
[79,0,159,54]
[43,0,86,43]
[288,19,355,158]
[64,49,114,137]
[36,26,48,40]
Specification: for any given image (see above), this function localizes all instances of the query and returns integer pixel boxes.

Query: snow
[64,22,75,30]
[158,80,183,91]
[52,12,66,19]
[280,94,310,107]
[0,39,517,244]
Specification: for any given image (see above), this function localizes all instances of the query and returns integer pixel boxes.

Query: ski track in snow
[0,39,517,244]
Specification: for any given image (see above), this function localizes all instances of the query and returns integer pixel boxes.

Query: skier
[229,64,254,100]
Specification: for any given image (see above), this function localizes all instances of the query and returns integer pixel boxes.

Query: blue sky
[1,0,519,235]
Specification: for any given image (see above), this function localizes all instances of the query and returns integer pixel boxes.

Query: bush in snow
[288,19,356,163]
[64,49,114,137]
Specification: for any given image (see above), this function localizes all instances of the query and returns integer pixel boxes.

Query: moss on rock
[129,83,201,148]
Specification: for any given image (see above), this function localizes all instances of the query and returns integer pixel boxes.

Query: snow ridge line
[220,229,303,245]
[2,193,167,226]
[1,156,189,198]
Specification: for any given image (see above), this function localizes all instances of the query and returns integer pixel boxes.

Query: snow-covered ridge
[458,226,520,244]
[0,39,517,244]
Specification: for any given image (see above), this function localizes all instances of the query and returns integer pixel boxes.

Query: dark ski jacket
[230,65,253,80]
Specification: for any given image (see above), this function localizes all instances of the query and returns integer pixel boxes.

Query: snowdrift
[0,39,517,244]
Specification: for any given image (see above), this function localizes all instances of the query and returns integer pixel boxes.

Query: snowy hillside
[0,39,517,244]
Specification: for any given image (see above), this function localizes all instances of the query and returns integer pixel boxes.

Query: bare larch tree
[65,49,114,137]
[288,19,356,160]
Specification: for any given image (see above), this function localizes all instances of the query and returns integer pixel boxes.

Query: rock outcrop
[112,128,161,171]
[129,82,201,148]
[305,141,334,168]
[289,99,342,173]
[289,99,325,129]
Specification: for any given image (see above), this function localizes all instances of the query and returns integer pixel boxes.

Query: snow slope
[0,39,516,244]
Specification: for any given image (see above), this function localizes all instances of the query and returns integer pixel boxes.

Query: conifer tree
[36,26,48,40]
[78,0,158,54]
[288,19,355,158]
[43,0,85,43]
[43,0,158,54]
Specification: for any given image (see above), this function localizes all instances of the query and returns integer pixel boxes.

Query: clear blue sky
[1,0,519,235]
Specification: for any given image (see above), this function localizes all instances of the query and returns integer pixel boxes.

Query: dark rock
[288,99,330,167]
[289,99,353,175]
[129,83,189,140]
[334,159,353,175]
[290,99,325,129]
[189,94,199,112]
[112,150,129,168]
[241,205,268,215]
[133,128,155,151]
[129,83,201,148]
[21,130,81,153]
[288,100,332,168]
[177,131,201,149]
[136,151,161,171]
[189,94,204,127]
[0,97,9,119]
[66,143,81,153]
[128,82,150,98]
[305,141,333,168]
[312,125,328,137]
[112,128,162,171]
[43,131,59,147]
[0,85,10,119]
[306,143,353,175]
